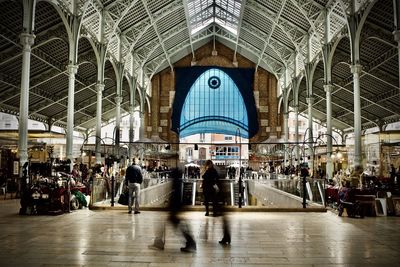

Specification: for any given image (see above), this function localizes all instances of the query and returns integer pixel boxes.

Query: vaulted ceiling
[0,0,398,133]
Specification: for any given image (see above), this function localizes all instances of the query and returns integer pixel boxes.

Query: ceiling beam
[241,21,292,64]
[75,99,130,128]
[30,82,97,118]
[301,86,381,125]
[254,0,287,71]
[182,0,196,60]
[242,21,295,54]
[141,0,173,71]
[53,89,118,124]
[297,99,353,128]
[247,0,305,47]
[141,21,188,66]
[333,82,399,117]
[124,0,182,54]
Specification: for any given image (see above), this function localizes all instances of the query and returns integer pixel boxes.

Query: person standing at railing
[202,160,219,216]
[397,166,400,184]
[125,160,143,214]
[390,164,396,185]
[202,160,231,245]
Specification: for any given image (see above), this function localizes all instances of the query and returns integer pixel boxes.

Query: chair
[375,198,387,216]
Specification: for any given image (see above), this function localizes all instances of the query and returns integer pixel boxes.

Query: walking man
[149,169,196,252]
[125,160,143,214]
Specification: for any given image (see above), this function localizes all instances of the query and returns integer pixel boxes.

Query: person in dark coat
[390,164,396,181]
[125,161,143,214]
[202,160,219,216]
[202,160,231,245]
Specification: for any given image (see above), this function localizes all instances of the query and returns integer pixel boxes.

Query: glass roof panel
[187,0,242,35]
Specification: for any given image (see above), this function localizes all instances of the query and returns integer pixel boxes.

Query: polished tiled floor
[0,199,400,267]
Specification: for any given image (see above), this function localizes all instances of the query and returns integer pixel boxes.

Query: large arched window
[172,66,258,138]
[179,68,248,138]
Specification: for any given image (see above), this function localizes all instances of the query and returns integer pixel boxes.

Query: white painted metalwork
[0,0,398,158]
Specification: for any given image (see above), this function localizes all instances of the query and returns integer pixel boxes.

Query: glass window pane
[187,0,242,35]
[180,68,248,138]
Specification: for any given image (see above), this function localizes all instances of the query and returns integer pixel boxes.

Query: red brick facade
[147,41,282,145]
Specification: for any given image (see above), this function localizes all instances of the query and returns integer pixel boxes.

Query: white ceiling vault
[0,0,399,134]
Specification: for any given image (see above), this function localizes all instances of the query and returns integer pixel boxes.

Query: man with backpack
[125,161,143,214]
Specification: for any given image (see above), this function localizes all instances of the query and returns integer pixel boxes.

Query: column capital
[306,97,314,104]
[20,33,35,50]
[115,96,122,104]
[129,106,135,114]
[95,83,105,92]
[350,64,362,74]
[19,151,28,164]
[324,84,334,93]
[393,30,400,42]
[191,59,197,66]
[67,64,78,75]
[283,112,289,118]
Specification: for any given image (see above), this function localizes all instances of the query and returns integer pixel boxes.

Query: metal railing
[256,175,326,206]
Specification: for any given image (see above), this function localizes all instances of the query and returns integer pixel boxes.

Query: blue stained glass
[180,68,248,138]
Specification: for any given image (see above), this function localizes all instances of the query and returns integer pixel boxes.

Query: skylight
[186,0,242,35]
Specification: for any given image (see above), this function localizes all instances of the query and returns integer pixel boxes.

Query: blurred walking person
[149,168,196,252]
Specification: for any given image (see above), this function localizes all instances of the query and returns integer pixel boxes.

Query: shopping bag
[118,187,129,205]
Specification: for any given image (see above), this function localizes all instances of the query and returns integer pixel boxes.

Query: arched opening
[172,67,257,167]
[180,68,249,138]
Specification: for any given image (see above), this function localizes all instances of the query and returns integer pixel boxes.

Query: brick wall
[150,41,282,144]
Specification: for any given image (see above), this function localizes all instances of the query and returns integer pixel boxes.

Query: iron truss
[0,0,398,133]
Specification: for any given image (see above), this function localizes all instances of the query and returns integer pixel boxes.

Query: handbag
[118,186,129,205]
[213,184,220,193]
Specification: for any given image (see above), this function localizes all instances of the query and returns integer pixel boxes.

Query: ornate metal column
[393,0,400,98]
[66,64,78,164]
[283,112,289,166]
[139,87,146,141]
[306,96,314,173]
[347,1,363,169]
[304,34,315,174]
[351,64,363,167]
[129,76,137,164]
[129,106,135,163]
[64,8,82,171]
[394,30,400,99]
[138,83,146,165]
[151,76,160,138]
[95,83,104,163]
[114,95,122,157]
[114,62,124,159]
[324,84,334,178]
[292,77,300,166]
[322,10,335,179]
[18,33,35,176]
[294,105,299,165]
[18,0,36,178]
